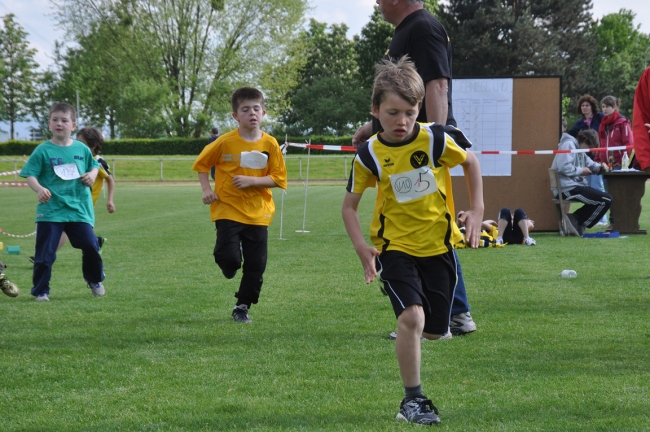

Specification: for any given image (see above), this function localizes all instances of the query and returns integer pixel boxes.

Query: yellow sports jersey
[192,130,287,226]
[347,123,471,257]
[91,156,111,205]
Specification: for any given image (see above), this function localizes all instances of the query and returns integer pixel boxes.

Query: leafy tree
[52,0,308,138]
[440,0,596,97]
[0,14,39,140]
[591,9,650,117]
[281,20,368,136]
[354,8,394,92]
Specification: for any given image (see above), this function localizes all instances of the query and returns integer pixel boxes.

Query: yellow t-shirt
[90,156,110,206]
[347,123,470,257]
[192,130,287,226]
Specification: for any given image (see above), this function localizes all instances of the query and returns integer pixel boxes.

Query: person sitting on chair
[551,121,612,236]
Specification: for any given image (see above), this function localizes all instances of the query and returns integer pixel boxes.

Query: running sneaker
[495,237,504,245]
[87,282,105,297]
[232,305,252,323]
[449,312,477,335]
[523,237,537,246]
[396,396,441,425]
[35,293,50,302]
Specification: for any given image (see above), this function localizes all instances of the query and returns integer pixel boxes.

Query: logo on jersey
[410,151,429,168]
[383,157,393,167]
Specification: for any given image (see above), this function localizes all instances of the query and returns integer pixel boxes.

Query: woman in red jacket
[595,96,634,169]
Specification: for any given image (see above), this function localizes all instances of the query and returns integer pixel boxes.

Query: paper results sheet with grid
[450,78,513,177]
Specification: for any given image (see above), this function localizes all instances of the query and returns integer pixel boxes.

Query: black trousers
[563,186,613,228]
[214,220,268,306]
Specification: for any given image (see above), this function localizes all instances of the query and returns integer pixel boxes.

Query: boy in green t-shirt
[20,103,105,301]
[342,57,484,425]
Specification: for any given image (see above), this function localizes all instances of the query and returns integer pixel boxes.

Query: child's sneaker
[396,396,441,425]
[523,237,536,246]
[87,282,105,297]
[35,293,49,302]
[495,237,504,245]
[232,305,252,323]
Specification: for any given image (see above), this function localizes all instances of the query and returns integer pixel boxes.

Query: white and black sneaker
[232,305,252,323]
[396,396,441,425]
[449,312,477,335]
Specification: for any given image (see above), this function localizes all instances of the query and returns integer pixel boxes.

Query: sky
[1,0,649,138]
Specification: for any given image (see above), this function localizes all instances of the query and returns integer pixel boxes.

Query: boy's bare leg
[395,305,425,387]
[497,218,508,236]
[518,219,530,238]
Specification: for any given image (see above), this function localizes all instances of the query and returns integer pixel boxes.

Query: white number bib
[389,166,437,203]
[53,163,81,180]
[240,151,268,169]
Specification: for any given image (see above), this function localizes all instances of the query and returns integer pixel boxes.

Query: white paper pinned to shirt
[53,163,81,180]
[240,151,268,169]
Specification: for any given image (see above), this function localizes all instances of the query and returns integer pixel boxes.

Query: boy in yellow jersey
[192,87,287,323]
[342,57,484,425]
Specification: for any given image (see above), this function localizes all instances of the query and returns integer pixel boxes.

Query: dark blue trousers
[32,222,104,297]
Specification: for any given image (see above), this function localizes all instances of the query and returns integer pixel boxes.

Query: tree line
[1,0,648,141]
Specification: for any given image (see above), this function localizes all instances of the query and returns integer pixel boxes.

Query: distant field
[0,154,354,182]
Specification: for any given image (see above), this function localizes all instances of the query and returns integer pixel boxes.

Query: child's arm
[105,175,116,213]
[458,151,485,249]
[342,192,380,284]
[80,168,98,187]
[199,172,218,204]
[25,176,52,203]
[232,175,279,189]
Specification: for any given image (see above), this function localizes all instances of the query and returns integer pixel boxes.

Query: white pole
[296,141,311,233]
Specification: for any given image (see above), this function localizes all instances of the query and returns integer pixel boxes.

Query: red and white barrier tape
[0,181,28,187]
[0,169,21,177]
[0,228,36,238]
[286,142,632,155]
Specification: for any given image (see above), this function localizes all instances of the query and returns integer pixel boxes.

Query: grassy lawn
[0,182,649,431]
[1,154,355,182]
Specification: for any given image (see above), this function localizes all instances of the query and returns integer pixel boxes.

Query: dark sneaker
[232,305,252,323]
[449,312,477,335]
[396,396,441,425]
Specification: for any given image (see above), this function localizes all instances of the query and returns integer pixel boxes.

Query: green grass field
[1,154,354,182]
[1,181,649,431]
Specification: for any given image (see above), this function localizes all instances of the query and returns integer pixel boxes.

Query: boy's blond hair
[231,87,264,112]
[371,56,425,109]
[49,102,77,122]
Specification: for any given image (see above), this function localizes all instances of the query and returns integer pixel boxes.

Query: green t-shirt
[20,140,100,225]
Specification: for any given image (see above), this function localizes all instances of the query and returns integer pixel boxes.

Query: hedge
[0,135,356,156]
